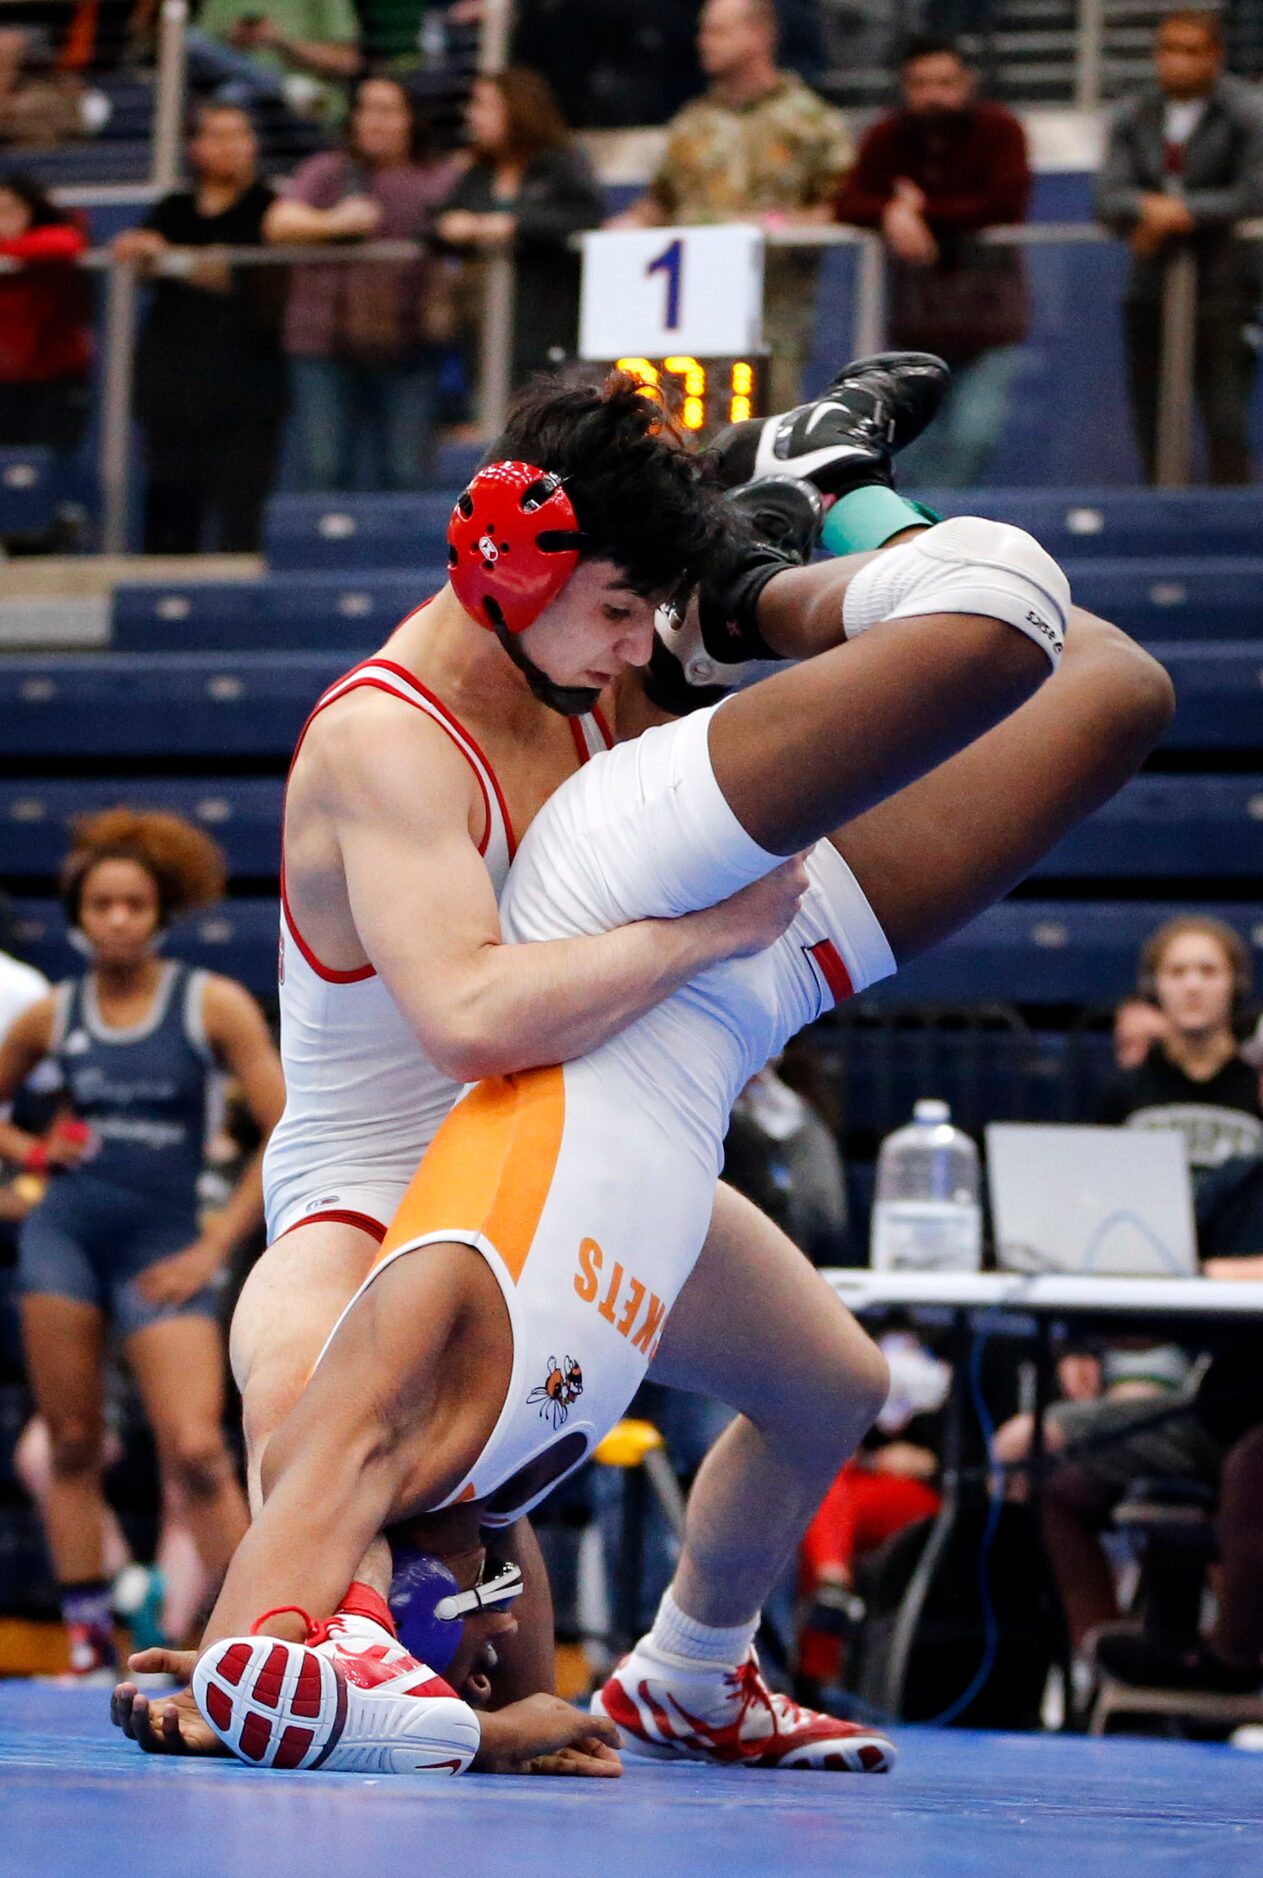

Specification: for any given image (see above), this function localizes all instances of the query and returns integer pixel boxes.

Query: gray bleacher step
[0,598,108,651]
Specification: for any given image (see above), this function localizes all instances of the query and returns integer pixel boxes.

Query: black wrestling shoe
[707,352,950,494]
[724,473,824,560]
[1093,1624,1261,1695]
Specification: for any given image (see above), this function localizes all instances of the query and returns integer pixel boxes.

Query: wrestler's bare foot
[111,1650,227,1756]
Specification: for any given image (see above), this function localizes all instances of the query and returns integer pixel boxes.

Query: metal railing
[3,217,1251,551]
[767,220,1243,490]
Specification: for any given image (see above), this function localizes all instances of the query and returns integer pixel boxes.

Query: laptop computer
[985,1124,1198,1277]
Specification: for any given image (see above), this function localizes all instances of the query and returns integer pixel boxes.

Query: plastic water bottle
[870,1099,982,1272]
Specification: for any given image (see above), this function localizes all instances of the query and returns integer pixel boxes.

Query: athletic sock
[61,1579,116,1672]
[337,1580,397,1634]
[646,1585,758,1670]
[822,486,939,557]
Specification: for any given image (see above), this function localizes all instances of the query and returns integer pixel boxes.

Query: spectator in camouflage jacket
[611,0,852,411]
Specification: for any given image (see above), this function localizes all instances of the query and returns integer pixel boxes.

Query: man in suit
[1096,7,1263,484]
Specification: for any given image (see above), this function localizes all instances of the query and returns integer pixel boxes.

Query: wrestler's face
[77,858,162,965]
[521,558,659,691]
[433,1543,520,1704]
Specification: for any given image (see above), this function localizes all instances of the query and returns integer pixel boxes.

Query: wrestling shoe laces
[191,1588,482,1774]
[594,1643,896,1773]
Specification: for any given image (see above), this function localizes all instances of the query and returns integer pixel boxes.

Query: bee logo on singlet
[527,1355,584,1431]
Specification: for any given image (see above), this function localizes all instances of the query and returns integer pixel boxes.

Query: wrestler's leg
[229,1219,393,1598]
[651,1183,888,1627]
[825,609,1176,965]
[647,614,1173,1633]
[229,1219,380,1512]
[708,568,1170,872]
[200,1240,512,1650]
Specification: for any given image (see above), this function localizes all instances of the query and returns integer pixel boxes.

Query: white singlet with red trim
[262,648,611,1244]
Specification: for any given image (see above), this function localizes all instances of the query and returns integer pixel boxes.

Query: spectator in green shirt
[188,0,361,126]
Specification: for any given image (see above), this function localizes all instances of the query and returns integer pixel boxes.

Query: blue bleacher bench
[11,896,1261,1012]
[265,494,457,571]
[0,654,350,759]
[1031,775,1263,878]
[923,487,1263,564]
[110,572,445,654]
[0,449,59,539]
[1157,641,1263,747]
[264,488,1263,586]
[1063,561,1263,641]
[861,900,1263,1010]
[12,898,283,1002]
[0,779,283,878]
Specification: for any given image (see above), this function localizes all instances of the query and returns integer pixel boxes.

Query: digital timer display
[605,355,768,434]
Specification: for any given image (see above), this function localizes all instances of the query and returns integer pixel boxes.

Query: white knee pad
[841,516,1070,667]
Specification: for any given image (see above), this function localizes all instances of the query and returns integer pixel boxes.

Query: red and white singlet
[262,651,610,1244]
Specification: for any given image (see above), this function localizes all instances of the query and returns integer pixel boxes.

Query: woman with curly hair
[0,808,285,1680]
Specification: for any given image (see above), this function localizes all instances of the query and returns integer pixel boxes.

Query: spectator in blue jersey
[0,808,285,1681]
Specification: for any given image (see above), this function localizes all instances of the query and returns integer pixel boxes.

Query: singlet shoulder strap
[570,704,614,762]
[332,658,515,863]
[281,653,516,983]
[181,966,215,1066]
[48,978,78,1051]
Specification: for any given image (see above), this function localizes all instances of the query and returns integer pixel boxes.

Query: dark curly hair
[62,808,227,930]
[485,371,732,601]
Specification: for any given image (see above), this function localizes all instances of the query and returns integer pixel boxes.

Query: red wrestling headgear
[447,461,587,636]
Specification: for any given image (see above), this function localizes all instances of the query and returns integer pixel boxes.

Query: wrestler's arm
[191,978,287,1257]
[0,998,57,1165]
[326,698,804,1082]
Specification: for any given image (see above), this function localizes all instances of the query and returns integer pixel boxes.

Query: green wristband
[821,487,941,557]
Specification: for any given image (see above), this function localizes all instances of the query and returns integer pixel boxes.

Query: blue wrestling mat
[3,1682,1262,1878]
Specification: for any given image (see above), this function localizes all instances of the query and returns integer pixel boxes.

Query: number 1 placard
[579,226,765,360]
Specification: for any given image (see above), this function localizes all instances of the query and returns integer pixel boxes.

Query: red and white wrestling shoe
[593,1642,896,1772]
[191,1585,481,1774]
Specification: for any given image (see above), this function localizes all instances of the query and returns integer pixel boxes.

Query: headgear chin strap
[490,617,602,717]
[389,1547,525,1675]
[448,459,598,716]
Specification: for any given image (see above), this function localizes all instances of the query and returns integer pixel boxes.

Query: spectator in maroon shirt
[0,172,91,457]
[264,75,458,492]
[834,36,1030,488]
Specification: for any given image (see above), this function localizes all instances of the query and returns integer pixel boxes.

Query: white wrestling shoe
[192,1589,481,1774]
[593,1640,896,1772]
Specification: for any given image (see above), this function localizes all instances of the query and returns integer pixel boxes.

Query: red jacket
[834,102,1031,364]
[833,101,1031,232]
[0,223,92,384]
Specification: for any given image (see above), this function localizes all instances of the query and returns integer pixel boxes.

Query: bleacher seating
[12,897,281,1001]
[0,779,282,878]
[266,494,457,571]
[861,902,1263,1011]
[1032,776,1263,879]
[111,573,442,653]
[924,488,1263,563]
[0,450,62,541]
[266,488,1263,579]
[0,653,347,758]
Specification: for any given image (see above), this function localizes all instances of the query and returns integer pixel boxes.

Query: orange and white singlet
[323,702,898,1525]
[261,651,611,1244]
